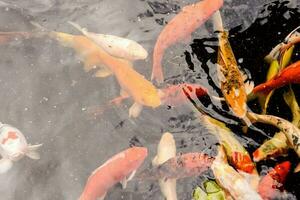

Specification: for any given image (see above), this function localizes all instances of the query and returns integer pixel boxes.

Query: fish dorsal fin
[120,170,136,189]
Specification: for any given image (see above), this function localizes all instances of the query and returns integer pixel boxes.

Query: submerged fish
[211,146,262,200]
[152,132,177,200]
[212,11,253,122]
[253,61,300,94]
[68,21,148,61]
[0,32,33,44]
[247,112,300,159]
[79,147,148,200]
[137,152,214,180]
[151,0,223,84]
[201,115,259,189]
[159,83,208,107]
[0,123,42,173]
[49,31,161,118]
[253,132,289,162]
[258,161,291,200]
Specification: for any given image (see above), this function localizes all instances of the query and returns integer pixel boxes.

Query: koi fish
[211,146,262,200]
[0,32,33,44]
[253,132,289,162]
[247,112,300,159]
[159,83,208,107]
[0,123,42,173]
[201,115,259,189]
[48,31,161,117]
[137,152,214,180]
[151,0,224,84]
[258,161,291,200]
[152,132,177,200]
[68,21,148,61]
[79,147,148,200]
[253,61,300,95]
[87,83,208,117]
[212,11,253,121]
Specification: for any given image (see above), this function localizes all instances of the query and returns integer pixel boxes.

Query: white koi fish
[211,146,262,200]
[152,132,177,200]
[68,21,148,61]
[0,123,42,173]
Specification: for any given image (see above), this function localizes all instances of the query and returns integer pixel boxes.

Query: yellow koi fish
[49,31,161,117]
[152,132,177,200]
[212,11,253,123]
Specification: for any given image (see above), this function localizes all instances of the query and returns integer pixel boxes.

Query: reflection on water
[0,0,299,199]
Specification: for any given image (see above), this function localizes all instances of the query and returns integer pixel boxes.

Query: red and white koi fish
[79,147,148,200]
[201,115,259,189]
[48,32,161,118]
[0,123,42,173]
[253,61,300,95]
[151,0,224,84]
[68,22,148,61]
[137,152,214,180]
[211,146,262,200]
[159,83,208,107]
[152,132,177,200]
[212,11,254,122]
[258,161,291,200]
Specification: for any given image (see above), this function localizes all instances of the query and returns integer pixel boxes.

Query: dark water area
[0,0,299,199]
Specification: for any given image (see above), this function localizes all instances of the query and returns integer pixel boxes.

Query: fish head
[231,152,255,174]
[273,161,291,183]
[126,147,148,170]
[0,125,27,160]
[127,42,148,60]
[138,88,161,108]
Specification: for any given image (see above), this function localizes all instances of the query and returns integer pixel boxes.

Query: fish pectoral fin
[211,95,225,102]
[93,68,113,78]
[0,158,13,174]
[120,170,136,189]
[120,89,129,98]
[129,103,143,118]
[96,192,107,200]
[152,155,158,166]
[244,80,254,95]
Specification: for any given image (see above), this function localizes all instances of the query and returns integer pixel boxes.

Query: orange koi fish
[258,161,291,200]
[212,11,253,121]
[253,61,300,95]
[151,0,224,84]
[79,147,148,200]
[49,32,161,117]
[137,152,214,180]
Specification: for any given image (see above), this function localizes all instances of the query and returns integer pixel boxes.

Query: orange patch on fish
[231,152,255,174]
[2,131,18,144]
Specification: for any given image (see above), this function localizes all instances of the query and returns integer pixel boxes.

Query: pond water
[0,0,299,199]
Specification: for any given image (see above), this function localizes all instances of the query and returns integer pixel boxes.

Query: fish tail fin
[68,21,88,35]
[26,144,42,160]
[0,158,13,174]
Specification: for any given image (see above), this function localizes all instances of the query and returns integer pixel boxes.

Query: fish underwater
[211,10,254,123]
[137,152,214,180]
[151,0,224,84]
[152,132,177,200]
[47,31,161,118]
[0,123,42,173]
[253,60,300,95]
[79,146,148,200]
[211,146,262,200]
[258,161,291,200]
[68,21,148,61]
[201,115,259,188]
